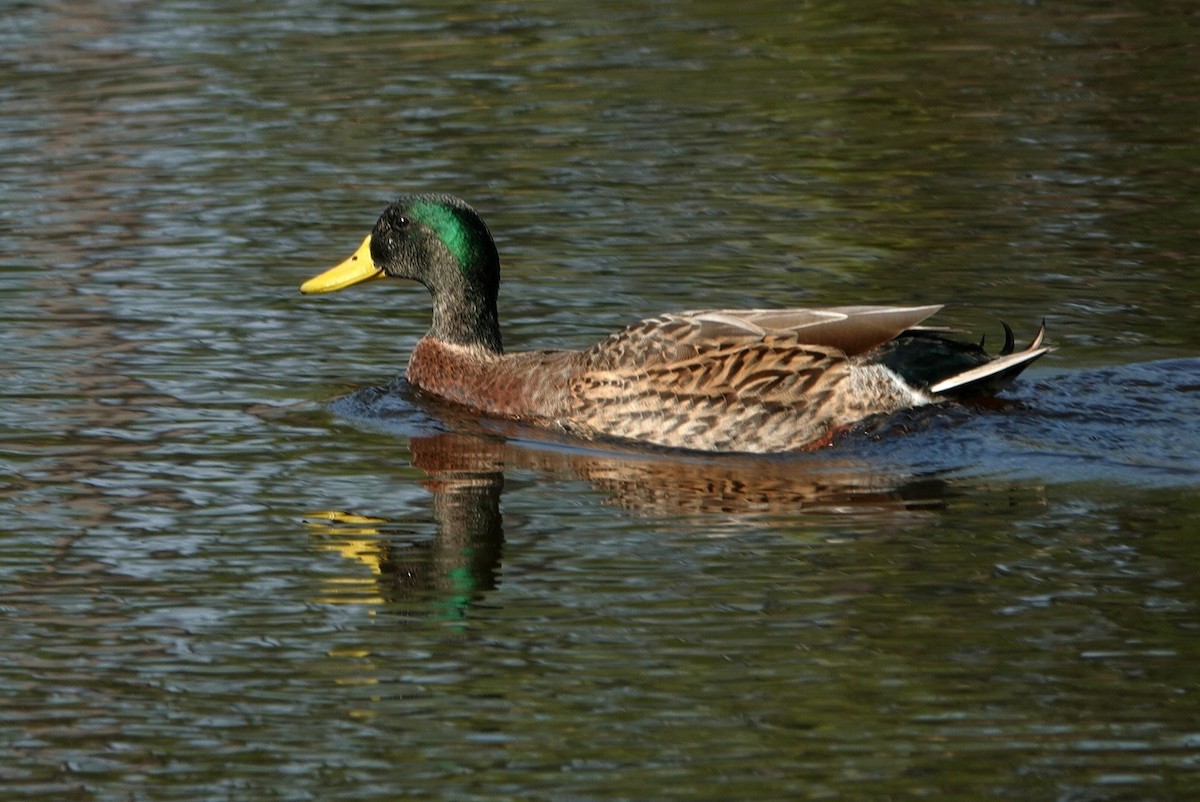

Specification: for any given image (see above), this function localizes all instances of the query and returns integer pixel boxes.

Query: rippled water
[4,1,1200,799]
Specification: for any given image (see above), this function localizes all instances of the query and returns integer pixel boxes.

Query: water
[3,1,1200,799]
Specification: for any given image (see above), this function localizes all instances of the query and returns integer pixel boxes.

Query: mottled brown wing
[568,331,856,451]
[581,305,942,372]
[680,305,944,355]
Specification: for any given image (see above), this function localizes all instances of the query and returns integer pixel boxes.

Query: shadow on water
[303,357,1200,613]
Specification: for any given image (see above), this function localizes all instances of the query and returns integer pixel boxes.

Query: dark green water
[3,1,1200,799]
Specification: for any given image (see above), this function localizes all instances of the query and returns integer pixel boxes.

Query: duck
[300,194,1050,454]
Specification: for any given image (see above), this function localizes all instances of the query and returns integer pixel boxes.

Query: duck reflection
[306,432,506,612]
[307,387,950,612]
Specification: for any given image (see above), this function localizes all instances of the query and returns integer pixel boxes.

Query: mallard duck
[301,194,1049,453]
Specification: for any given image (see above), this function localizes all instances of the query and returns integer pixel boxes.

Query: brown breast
[405,338,579,422]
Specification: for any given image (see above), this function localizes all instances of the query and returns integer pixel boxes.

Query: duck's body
[404,309,959,453]
[302,194,1050,453]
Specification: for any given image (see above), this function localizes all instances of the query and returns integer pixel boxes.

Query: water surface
[3,1,1200,799]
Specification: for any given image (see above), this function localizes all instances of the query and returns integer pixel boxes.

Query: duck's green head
[301,194,503,353]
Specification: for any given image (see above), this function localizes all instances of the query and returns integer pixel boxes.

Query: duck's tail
[929,320,1050,398]
[872,320,1051,400]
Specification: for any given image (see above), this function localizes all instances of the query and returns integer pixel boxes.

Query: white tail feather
[929,346,1051,395]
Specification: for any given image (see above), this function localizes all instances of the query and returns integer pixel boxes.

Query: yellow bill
[300,235,385,294]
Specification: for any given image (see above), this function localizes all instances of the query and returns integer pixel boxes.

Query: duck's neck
[428,280,504,354]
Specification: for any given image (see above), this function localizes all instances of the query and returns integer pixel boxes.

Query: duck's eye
[395,215,411,229]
